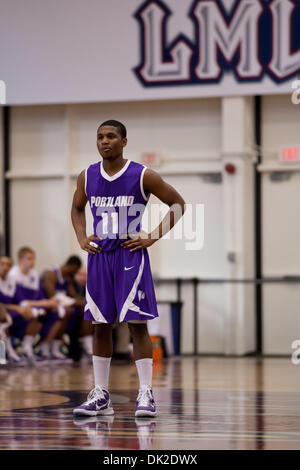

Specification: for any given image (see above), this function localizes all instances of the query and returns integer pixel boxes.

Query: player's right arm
[71,170,101,255]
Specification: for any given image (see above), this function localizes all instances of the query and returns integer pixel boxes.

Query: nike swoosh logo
[96,402,108,410]
[124,266,135,271]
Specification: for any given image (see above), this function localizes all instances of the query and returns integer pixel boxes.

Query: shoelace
[85,386,106,404]
[137,388,152,407]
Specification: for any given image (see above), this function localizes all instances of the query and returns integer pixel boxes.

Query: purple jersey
[0,275,18,304]
[9,266,44,302]
[85,159,149,252]
[49,267,68,293]
[84,159,158,324]
[0,273,30,341]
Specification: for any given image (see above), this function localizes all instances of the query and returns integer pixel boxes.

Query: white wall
[261,95,300,354]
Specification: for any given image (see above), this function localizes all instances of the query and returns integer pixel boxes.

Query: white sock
[135,358,153,390]
[23,335,33,347]
[41,342,51,358]
[22,335,34,356]
[6,336,20,361]
[93,355,111,391]
[52,340,63,355]
[80,335,93,355]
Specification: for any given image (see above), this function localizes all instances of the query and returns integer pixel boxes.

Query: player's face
[97,126,127,160]
[19,252,35,271]
[0,257,13,277]
[67,265,81,277]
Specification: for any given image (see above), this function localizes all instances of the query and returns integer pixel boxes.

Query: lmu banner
[1,0,299,105]
[134,0,300,87]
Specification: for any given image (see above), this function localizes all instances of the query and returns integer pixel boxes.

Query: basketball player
[41,256,85,359]
[9,247,59,361]
[73,266,94,360]
[71,120,185,417]
[0,255,40,362]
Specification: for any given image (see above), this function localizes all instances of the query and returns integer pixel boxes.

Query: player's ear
[122,138,128,148]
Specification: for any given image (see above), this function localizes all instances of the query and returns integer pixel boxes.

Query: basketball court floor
[1,356,300,450]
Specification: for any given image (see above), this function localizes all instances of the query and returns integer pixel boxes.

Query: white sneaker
[39,342,51,361]
[51,341,71,361]
[6,342,21,363]
[7,350,21,363]
[73,387,114,416]
[135,387,157,417]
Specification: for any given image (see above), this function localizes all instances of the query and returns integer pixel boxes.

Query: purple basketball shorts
[84,245,159,324]
[9,310,29,340]
[39,311,61,339]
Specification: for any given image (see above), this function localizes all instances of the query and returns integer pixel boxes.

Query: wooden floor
[1,356,300,450]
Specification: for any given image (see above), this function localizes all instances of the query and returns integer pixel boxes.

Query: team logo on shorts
[138,290,146,301]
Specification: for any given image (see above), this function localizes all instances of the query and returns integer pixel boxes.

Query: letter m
[193,0,263,80]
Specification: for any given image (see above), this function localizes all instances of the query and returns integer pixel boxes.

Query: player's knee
[94,323,113,338]
[0,312,6,322]
[25,312,34,321]
[127,322,148,337]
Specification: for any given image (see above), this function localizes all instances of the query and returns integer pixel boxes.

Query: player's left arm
[40,270,57,299]
[121,168,185,252]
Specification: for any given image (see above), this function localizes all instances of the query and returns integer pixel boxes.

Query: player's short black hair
[65,256,82,268]
[98,120,127,139]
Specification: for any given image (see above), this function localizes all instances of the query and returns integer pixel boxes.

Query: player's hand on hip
[80,235,102,254]
[120,232,156,252]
